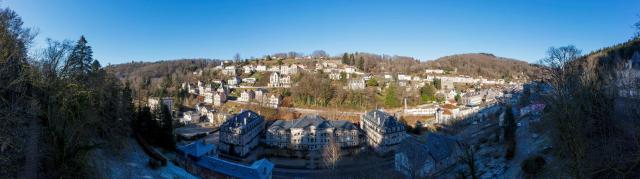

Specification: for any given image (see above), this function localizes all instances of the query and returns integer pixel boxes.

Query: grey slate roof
[363,109,403,128]
[176,141,215,159]
[267,115,357,131]
[197,157,274,179]
[220,110,264,134]
[291,115,333,129]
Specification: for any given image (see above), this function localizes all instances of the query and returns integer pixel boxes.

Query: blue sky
[5,0,640,64]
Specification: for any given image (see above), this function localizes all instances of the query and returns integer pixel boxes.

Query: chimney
[244,117,247,125]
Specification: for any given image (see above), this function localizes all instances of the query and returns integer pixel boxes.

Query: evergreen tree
[455,93,462,103]
[419,84,436,102]
[65,36,93,79]
[366,77,379,87]
[384,84,400,107]
[357,56,364,70]
[91,59,101,72]
[342,53,349,64]
[433,78,442,90]
[159,104,176,150]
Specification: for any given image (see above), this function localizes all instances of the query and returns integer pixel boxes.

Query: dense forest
[0,8,132,178]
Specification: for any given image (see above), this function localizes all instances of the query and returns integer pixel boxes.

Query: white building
[256,65,267,72]
[182,111,200,124]
[239,90,255,102]
[329,72,342,80]
[204,92,214,104]
[268,95,281,108]
[228,76,241,86]
[348,78,366,90]
[268,72,291,88]
[218,110,266,157]
[242,77,257,84]
[242,65,255,74]
[344,66,357,74]
[425,69,444,74]
[265,115,360,151]
[148,97,174,114]
[214,92,227,106]
[397,74,412,81]
[223,66,237,76]
[360,110,406,154]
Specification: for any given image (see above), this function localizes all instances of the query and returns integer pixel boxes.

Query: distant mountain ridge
[425,53,541,80]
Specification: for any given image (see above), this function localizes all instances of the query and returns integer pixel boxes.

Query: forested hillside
[426,53,542,80]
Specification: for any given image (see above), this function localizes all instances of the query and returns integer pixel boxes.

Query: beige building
[218,110,266,157]
[268,72,291,88]
[265,115,360,151]
[360,110,406,154]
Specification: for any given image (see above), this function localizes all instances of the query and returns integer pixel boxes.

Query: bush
[521,155,546,176]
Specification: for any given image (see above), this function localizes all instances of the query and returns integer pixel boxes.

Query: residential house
[425,69,444,74]
[148,97,174,114]
[462,92,483,106]
[239,90,255,102]
[268,95,281,108]
[213,92,227,106]
[222,66,237,76]
[182,111,201,124]
[256,65,267,72]
[360,110,406,154]
[268,72,291,88]
[218,110,266,157]
[242,65,255,74]
[227,76,241,86]
[348,78,366,90]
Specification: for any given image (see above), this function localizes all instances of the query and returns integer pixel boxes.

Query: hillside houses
[348,78,366,90]
[268,94,282,108]
[239,90,255,102]
[268,72,291,88]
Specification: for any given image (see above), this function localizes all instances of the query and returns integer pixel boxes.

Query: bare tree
[459,142,479,179]
[234,53,241,63]
[322,135,341,172]
[311,50,328,59]
[539,45,587,178]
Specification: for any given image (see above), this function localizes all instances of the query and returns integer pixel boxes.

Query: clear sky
[5,0,640,64]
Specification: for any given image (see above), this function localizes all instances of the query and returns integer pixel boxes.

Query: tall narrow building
[360,110,406,154]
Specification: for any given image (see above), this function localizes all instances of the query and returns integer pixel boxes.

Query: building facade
[360,110,406,154]
[265,115,360,151]
[218,110,266,157]
[268,72,291,88]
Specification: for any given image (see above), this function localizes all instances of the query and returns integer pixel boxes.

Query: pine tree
[65,36,93,79]
[342,53,349,64]
[357,56,364,70]
[159,104,176,150]
[91,59,101,72]
[384,84,400,107]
